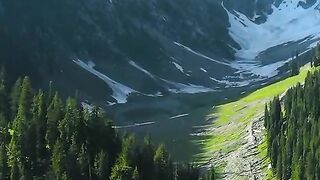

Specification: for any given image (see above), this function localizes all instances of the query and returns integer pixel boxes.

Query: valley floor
[195,64,312,179]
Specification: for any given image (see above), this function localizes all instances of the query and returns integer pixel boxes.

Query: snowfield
[74,0,320,104]
[223,0,320,80]
[75,59,217,104]
[224,0,320,60]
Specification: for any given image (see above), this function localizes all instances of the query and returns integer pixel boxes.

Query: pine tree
[290,60,299,76]
[291,153,302,180]
[58,97,80,148]
[0,67,10,121]
[8,91,30,179]
[86,106,118,159]
[10,159,19,180]
[45,92,63,150]
[18,77,33,119]
[0,113,9,145]
[77,144,89,179]
[138,135,155,180]
[32,90,47,174]
[13,77,34,179]
[110,164,133,180]
[51,140,67,180]
[154,144,171,180]
[0,75,201,180]
[276,150,282,179]
[132,166,140,180]
[264,70,320,179]
[264,104,269,130]
[314,44,320,67]
[305,152,315,180]
[0,143,8,179]
[270,137,279,168]
[10,78,22,118]
[110,136,136,180]
[66,135,80,179]
[94,150,109,180]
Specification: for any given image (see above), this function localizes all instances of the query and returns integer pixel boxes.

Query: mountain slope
[196,64,312,179]
[0,0,236,104]
[1,0,320,106]
[2,0,320,162]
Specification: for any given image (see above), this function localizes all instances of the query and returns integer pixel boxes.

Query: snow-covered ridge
[75,0,320,105]
[224,0,320,59]
[220,0,320,80]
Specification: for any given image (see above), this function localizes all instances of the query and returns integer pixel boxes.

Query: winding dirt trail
[220,114,266,180]
[208,92,288,179]
[201,108,268,180]
[200,64,311,180]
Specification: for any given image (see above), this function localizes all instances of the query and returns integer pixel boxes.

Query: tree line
[264,51,320,179]
[0,70,214,180]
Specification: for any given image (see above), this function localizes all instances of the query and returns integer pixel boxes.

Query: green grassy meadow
[195,64,312,176]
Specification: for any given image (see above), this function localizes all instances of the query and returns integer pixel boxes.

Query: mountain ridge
[1,0,320,161]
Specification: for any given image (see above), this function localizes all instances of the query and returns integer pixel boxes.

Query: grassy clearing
[195,64,312,173]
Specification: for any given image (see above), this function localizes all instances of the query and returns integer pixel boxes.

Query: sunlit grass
[195,64,312,175]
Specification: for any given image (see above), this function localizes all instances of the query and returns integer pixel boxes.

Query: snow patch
[174,42,230,66]
[250,61,289,78]
[129,60,155,78]
[169,113,190,119]
[113,122,156,129]
[172,61,184,73]
[129,60,214,94]
[162,78,215,93]
[74,59,136,104]
[200,68,208,73]
[209,77,253,88]
[224,0,320,59]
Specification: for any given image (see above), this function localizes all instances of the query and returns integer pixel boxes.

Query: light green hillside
[195,64,312,178]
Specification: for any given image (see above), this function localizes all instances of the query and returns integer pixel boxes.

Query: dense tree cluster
[290,51,300,76]
[311,44,320,68]
[264,70,320,179]
[0,72,205,180]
